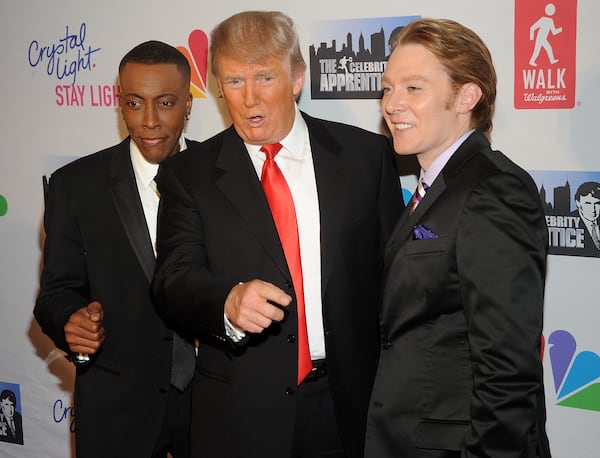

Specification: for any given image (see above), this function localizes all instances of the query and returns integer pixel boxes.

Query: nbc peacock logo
[177,30,209,99]
[0,194,7,217]
[547,329,600,411]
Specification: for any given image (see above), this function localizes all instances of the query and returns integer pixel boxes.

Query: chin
[391,144,413,156]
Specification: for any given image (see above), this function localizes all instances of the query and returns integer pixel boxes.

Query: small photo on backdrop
[529,170,600,258]
[0,382,24,445]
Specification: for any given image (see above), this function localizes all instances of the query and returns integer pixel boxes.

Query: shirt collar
[421,129,475,186]
[245,105,308,160]
[129,135,187,187]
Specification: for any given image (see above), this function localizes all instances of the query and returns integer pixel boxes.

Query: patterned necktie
[260,143,312,384]
[409,179,429,214]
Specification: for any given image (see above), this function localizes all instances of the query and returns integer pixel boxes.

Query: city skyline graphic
[308,16,418,99]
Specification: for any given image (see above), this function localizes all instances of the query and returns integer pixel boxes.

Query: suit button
[159,387,168,394]
[285,280,293,289]
[287,334,296,343]
[382,338,392,350]
[285,386,295,396]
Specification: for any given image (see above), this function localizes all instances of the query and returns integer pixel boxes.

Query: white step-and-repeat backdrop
[1,0,598,456]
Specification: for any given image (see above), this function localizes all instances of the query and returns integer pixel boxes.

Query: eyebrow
[382,73,428,84]
[122,92,178,99]
[401,74,427,82]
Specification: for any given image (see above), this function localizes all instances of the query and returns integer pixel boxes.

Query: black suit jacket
[34,138,199,458]
[365,130,551,457]
[152,113,402,458]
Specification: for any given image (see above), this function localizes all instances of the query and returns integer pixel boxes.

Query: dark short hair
[574,182,600,201]
[118,40,190,81]
[0,389,16,404]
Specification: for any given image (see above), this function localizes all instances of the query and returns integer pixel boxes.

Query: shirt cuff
[224,314,246,342]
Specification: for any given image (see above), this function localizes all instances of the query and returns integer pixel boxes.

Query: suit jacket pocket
[196,365,229,383]
[406,237,447,255]
[196,344,231,384]
[415,419,469,451]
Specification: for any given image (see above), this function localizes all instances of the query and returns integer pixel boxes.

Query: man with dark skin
[35,40,197,458]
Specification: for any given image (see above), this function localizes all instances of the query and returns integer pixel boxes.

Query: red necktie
[260,143,312,384]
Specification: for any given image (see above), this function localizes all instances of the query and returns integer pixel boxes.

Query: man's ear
[292,69,305,99]
[457,82,483,114]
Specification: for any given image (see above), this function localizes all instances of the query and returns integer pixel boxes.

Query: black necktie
[170,333,196,391]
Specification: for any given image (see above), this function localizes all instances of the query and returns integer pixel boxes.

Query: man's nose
[143,105,160,128]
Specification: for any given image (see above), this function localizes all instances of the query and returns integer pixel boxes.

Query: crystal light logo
[28,22,101,86]
[548,330,600,411]
[27,22,122,108]
[177,30,208,98]
[514,0,577,109]
[53,398,75,433]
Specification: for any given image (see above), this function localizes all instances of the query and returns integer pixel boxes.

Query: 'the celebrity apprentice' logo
[529,170,600,258]
[308,16,418,100]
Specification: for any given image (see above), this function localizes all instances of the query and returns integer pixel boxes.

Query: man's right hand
[224,280,291,333]
[64,301,105,355]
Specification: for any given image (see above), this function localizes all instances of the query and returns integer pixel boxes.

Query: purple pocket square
[413,224,439,240]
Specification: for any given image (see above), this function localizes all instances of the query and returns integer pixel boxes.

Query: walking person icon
[529,3,563,66]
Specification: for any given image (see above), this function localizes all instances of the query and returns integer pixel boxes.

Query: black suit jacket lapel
[215,127,291,279]
[302,113,346,292]
[108,139,155,282]
[384,130,490,265]
[441,129,490,178]
[213,116,347,289]
[384,174,447,273]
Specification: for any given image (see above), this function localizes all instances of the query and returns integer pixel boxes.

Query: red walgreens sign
[514,0,577,109]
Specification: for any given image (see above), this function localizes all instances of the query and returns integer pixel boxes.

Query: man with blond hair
[152,10,401,458]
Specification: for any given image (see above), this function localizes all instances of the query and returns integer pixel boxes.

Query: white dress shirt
[129,135,187,256]
[226,107,326,360]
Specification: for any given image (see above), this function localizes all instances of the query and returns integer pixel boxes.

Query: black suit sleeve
[34,172,90,352]
[457,172,548,456]
[152,160,237,340]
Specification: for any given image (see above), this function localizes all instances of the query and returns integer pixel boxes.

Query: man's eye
[127,100,141,108]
